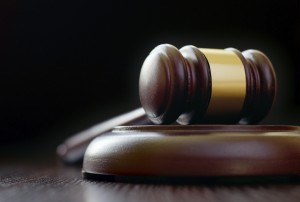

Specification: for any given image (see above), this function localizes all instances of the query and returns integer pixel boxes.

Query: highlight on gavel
[57,44,277,164]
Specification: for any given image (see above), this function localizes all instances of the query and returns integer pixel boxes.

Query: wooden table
[1,163,300,202]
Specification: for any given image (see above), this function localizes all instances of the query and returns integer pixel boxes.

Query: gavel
[57,44,277,164]
[139,44,276,124]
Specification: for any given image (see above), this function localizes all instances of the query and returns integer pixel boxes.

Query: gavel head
[139,44,277,125]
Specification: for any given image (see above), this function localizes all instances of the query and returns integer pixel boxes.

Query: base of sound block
[82,125,300,179]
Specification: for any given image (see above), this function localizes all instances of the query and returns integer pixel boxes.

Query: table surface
[1,122,300,202]
[1,163,300,202]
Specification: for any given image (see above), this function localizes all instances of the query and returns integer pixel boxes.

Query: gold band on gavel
[199,48,246,121]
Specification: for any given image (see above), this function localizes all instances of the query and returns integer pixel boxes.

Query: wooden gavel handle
[56,108,152,164]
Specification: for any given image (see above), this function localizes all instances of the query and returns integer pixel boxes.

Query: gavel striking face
[139,44,277,125]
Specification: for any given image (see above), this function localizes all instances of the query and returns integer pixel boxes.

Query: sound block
[82,125,300,180]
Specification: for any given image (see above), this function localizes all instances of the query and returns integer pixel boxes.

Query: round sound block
[82,125,300,178]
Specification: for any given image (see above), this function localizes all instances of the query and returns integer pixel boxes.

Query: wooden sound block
[82,125,300,179]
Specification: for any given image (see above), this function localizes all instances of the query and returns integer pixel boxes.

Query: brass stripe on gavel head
[139,44,276,125]
[199,48,247,123]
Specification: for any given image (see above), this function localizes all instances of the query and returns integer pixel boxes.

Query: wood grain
[1,164,300,202]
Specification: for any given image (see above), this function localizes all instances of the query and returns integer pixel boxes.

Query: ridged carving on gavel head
[139,44,277,125]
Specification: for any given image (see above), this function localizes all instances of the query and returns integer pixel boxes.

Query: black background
[0,0,299,152]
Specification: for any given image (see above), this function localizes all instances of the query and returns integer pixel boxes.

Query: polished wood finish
[139,44,277,124]
[83,125,300,177]
[240,49,277,124]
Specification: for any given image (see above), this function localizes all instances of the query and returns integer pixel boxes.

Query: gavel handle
[56,108,152,164]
